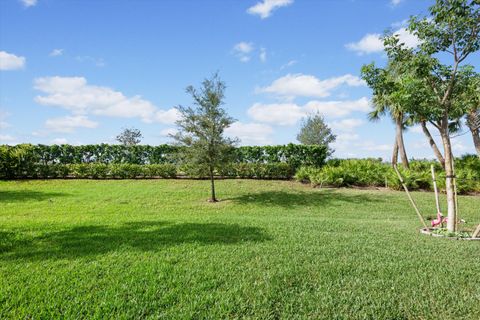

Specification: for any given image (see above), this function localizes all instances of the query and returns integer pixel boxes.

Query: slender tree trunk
[395,116,409,169]
[209,165,217,202]
[420,121,445,168]
[392,138,399,167]
[439,121,456,232]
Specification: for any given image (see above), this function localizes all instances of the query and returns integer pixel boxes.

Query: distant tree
[116,127,143,146]
[296,113,336,156]
[172,73,237,202]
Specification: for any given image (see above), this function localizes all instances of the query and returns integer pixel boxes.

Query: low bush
[143,164,177,178]
[296,157,480,194]
[219,163,295,179]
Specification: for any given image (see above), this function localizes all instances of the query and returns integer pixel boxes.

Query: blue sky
[0,0,478,159]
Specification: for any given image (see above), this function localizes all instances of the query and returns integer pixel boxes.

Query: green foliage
[116,127,143,146]
[0,144,327,179]
[296,157,480,193]
[296,113,336,156]
[143,164,177,178]
[172,73,238,201]
[219,163,295,179]
[234,144,327,168]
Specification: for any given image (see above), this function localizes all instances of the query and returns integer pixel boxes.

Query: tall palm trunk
[420,121,445,168]
[391,138,399,167]
[395,115,409,169]
[471,129,480,157]
[466,110,480,157]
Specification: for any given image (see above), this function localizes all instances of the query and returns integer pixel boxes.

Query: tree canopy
[172,73,237,202]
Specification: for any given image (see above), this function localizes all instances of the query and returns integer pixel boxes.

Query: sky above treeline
[1,0,479,159]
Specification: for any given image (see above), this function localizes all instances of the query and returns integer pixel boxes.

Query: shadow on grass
[1,221,271,261]
[227,188,385,208]
[0,190,69,202]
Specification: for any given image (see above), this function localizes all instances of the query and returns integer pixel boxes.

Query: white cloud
[248,102,304,125]
[280,60,297,70]
[345,34,384,55]
[160,128,177,136]
[233,42,254,62]
[152,109,181,125]
[410,122,437,134]
[45,115,98,133]
[260,48,267,62]
[20,0,37,7]
[49,49,64,57]
[34,76,180,124]
[225,122,273,145]
[234,42,254,54]
[0,134,16,144]
[51,138,68,144]
[0,111,12,129]
[357,141,392,152]
[304,98,370,117]
[0,121,10,129]
[247,0,293,19]
[333,132,360,153]
[0,51,26,70]
[345,28,420,55]
[329,118,364,132]
[258,73,365,99]
[248,97,370,126]
[391,0,404,6]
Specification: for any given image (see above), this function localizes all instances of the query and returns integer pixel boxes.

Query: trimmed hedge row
[295,156,480,194]
[0,143,327,165]
[0,162,296,180]
[0,143,327,179]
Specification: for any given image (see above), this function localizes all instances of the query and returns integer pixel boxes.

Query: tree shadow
[0,190,69,202]
[227,189,385,209]
[1,221,271,261]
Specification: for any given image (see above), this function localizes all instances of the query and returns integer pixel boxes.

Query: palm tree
[368,95,410,168]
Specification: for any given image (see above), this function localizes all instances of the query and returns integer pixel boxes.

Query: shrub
[89,163,109,179]
[296,157,480,194]
[143,164,177,178]
[219,163,295,179]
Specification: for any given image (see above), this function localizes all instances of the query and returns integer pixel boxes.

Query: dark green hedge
[1,144,323,180]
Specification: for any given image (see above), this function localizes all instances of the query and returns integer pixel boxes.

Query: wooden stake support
[473,224,480,239]
[430,165,441,214]
[393,165,429,229]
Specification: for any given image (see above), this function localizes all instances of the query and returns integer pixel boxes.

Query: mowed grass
[0,179,479,319]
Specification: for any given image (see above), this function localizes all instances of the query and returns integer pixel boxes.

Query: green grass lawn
[1,179,479,319]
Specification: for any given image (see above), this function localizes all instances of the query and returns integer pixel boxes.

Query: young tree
[384,0,480,232]
[296,113,336,156]
[116,127,143,146]
[172,74,237,202]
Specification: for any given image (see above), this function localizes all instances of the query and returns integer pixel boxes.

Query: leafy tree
[116,127,143,146]
[172,74,237,202]
[383,0,480,232]
[296,113,336,156]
